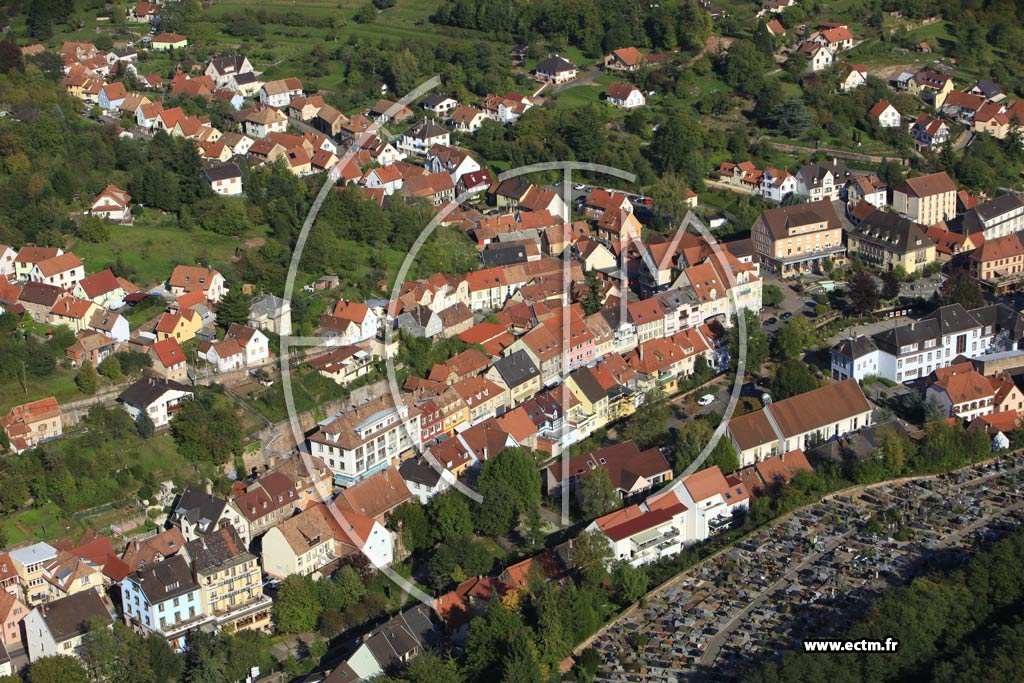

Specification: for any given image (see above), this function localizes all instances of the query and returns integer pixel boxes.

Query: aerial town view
[1,0,1024,681]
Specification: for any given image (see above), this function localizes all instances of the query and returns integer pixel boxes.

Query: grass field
[0,367,83,415]
[71,211,258,288]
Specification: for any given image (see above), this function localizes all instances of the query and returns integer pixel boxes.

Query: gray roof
[208,54,248,74]
[233,72,258,86]
[127,555,197,604]
[404,119,449,140]
[925,303,981,336]
[204,163,242,182]
[849,210,930,254]
[250,293,288,317]
[420,94,452,108]
[569,366,607,404]
[398,457,442,488]
[974,78,1003,98]
[9,542,57,567]
[171,487,230,534]
[183,524,252,574]
[872,318,941,355]
[38,589,113,643]
[798,160,851,187]
[118,376,192,409]
[492,350,540,388]
[975,193,1024,222]
[834,335,877,360]
[361,604,440,671]
[481,243,528,267]
[536,56,576,74]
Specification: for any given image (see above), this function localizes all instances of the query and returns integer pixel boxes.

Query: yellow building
[845,210,936,273]
[751,199,845,275]
[155,308,202,343]
[893,172,957,227]
[181,526,272,633]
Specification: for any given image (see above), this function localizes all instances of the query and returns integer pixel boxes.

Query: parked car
[697,394,715,406]
[763,317,777,326]
[781,311,793,320]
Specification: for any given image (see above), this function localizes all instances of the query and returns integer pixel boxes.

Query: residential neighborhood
[3,1,1024,682]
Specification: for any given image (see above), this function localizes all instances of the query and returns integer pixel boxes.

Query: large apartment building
[831,303,1024,384]
[750,200,845,275]
[307,395,421,487]
[892,172,956,226]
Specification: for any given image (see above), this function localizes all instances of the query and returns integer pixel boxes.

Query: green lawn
[0,367,82,414]
[5,502,87,545]
[71,211,258,288]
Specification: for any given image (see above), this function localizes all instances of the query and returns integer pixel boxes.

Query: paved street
[585,455,1024,683]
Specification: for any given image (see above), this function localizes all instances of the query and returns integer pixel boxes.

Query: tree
[623,389,671,448]
[389,502,431,552]
[28,656,89,683]
[215,287,250,329]
[672,419,713,474]
[0,40,24,74]
[98,355,122,381]
[403,653,464,683]
[429,489,474,543]
[847,270,879,315]
[182,629,227,683]
[273,575,322,633]
[773,358,819,399]
[941,268,985,309]
[75,215,111,243]
[766,97,812,137]
[582,269,603,315]
[571,529,613,586]
[775,315,812,361]
[580,464,618,520]
[730,309,769,375]
[762,284,784,307]
[476,448,541,535]
[881,270,902,300]
[612,562,649,604]
[223,631,274,682]
[136,410,155,440]
[170,392,244,465]
[75,360,99,395]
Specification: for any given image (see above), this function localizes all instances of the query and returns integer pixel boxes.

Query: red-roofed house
[603,47,645,72]
[2,397,62,453]
[319,300,378,345]
[676,464,750,541]
[868,98,902,128]
[926,369,996,421]
[30,253,85,290]
[149,338,188,382]
[72,268,127,308]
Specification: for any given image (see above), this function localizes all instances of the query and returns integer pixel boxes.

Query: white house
[839,64,868,92]
[0,244,15,276]
[168,265,227,303]
[121,556,206,652]
[424,146,481,187]
[398,456,451,504]
[203,163,243,196]
[675,466,750,542]
[421,95,458,116]
[319,300,379,346]
[72,269,126,309]
[248,294,292,336]
[759,168,798,203]
[926,368,996,421]
[90,184,132,223]
[362,165,404,196]
[534,56,578,84]
[117,376,193,429]
[89,309,130,343]
[588,497,688,567]
[204,54,254,90]
[803,43,834,72]
[606,82,646,109]
[727,379,873,466]
[831,303,1011,384]
[23,589,114,662]
[29,253,84,290]
[397,120,451,157]
[260,78,303,108]
[869,98,902,128]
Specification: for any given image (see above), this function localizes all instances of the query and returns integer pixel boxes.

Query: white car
[697,394,715,406]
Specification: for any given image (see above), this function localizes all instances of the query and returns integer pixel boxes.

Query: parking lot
[587,455,1024,682]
